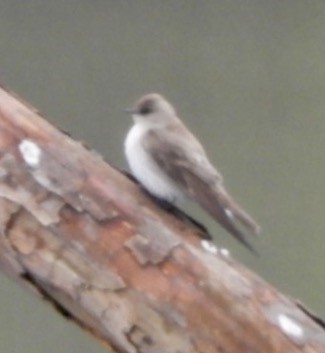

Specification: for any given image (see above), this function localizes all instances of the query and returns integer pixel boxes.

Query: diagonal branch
[0,86,324,353]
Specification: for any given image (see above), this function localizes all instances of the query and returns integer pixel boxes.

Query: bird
[124,93,260,252]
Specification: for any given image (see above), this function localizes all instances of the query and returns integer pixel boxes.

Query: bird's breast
[124,125,184,203]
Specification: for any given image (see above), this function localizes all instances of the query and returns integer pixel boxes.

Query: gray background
[0,1,324,352]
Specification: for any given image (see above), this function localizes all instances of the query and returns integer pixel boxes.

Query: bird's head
[126,93,177,126]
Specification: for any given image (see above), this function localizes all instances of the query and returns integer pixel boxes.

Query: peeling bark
[0,86,324,353]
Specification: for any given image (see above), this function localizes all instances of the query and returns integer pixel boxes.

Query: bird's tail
[215,186,260,235]
[196,184,260,253]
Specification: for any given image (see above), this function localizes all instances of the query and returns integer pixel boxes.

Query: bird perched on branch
[125,93,260,252]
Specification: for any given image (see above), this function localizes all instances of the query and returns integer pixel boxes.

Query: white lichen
[225,208,234,219]
[219,247,230,257]
[19,139,41,167]
[278,314,304,338]
[201,240,218,255]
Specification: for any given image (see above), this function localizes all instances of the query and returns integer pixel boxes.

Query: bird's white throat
[124,123,184,203]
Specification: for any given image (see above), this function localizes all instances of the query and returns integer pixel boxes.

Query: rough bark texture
[0,86,324,353]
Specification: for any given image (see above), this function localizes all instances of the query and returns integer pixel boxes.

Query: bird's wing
[144,125,260,252]
[144,124,222,191]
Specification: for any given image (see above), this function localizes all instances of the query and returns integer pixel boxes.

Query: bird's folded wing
[144,128,260,253]
[144,127,222,192]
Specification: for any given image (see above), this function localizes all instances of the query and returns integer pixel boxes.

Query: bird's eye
[139,101,154,115]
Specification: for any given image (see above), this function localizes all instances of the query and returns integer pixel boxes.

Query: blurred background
[0,1,324,352]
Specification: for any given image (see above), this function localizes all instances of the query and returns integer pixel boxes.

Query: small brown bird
[125,93,260,251]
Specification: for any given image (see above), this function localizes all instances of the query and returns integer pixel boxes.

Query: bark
[0,86,324,353]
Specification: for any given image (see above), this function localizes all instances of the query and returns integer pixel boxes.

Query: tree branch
[0,86,324,353]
